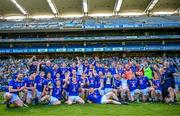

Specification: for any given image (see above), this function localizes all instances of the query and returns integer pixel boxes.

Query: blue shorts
[140,88,149,96]
[130,89,139,96]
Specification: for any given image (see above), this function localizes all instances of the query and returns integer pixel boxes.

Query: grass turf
[0,94,180,116]
[0,102,180,116]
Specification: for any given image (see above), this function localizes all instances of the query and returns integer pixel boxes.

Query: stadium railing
[0,45,180,54]
[0,35,180,42]
[0,16,180,31]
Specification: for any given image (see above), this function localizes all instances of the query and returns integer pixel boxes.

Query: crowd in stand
[0,56,180,107]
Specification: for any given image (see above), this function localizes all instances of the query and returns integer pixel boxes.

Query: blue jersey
[153,79,162,90]
[68,82,80,96]
[87,90,102,104]
[127,78,138,91]
[109,67,117,75]
[103,68,109,74]
[60,67,68,78]
[52,85,63,100]
[45,79,54,86]
[79,77,88,88]
[95,66,104,73]
[113,78,122,88]
[43,65,54,77]
[8,79,25,95]
[95,76,104,88]
[29,64,37,73]
[118,69,125,75]
[138,76,149,89]
[131,66,137,73]
[104,78,113,88]
[24,77,35,91]
[35,75,46,92]
[83,64,89,74]
[88,76,96,88]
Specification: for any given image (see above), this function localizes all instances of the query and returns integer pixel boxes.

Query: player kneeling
[137,72,152,102]
[4,73,27,108]
[40,80,61,105]
[87,88,123,105]
[153,75,162,102]
[127,74,140,102]
[65,77,85,105]
[24,72,37,104]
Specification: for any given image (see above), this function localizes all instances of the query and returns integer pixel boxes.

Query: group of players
[3,56,178,107]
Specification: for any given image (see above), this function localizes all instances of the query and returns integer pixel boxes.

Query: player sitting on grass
[127,74,140,102]
[121,74,131,102]
[64,76,85,105]
[34,71,46,103]
[4,73,27,108]
[40,80,62,105]
[113,74,123,101]
[152,72,162,102]
[87,88,123,105]
[104,72,114,94]
[24,72,37,104]
[137,72,151,102]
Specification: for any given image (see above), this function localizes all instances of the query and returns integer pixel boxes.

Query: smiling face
[47,73,51,79]
[17,73,24,81]
[46,60,51,67]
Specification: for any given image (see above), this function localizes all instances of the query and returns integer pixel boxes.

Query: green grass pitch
[0,94,180,116]
[0,102,180,116]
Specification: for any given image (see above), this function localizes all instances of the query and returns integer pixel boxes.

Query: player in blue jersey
[137,72,150,102]
[161,62,176,103]
[87,88,122,105]
[60,62,69,79]
[34,71,46,102]
[40,80,62,105]
[4,73,26,107]
[28,55,37,73]
[127,74,139,102]
[113,74,124,101]
[104,72,113,94]
[64,77,85,105]
[153,72,162,101]
[24,72,36,104]
[42,72,53,97]
[88,71,96,88]
[83,60,90,74]
[95,71,105,95]
[42,60,54,77]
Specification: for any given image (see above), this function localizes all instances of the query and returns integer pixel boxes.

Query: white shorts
[122,86,128,90]
[100,92,112,104]
[36,90,42,98]
[140,88,149,96]
[50,96,59,104]
[4,92,20,103]
[104,88,112,94]
[69,96,81,102]
[155,90,162,94]
[27,91,33,99]
[130,89,140,96]
[101,95,107,104]
[99,90,105,96]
